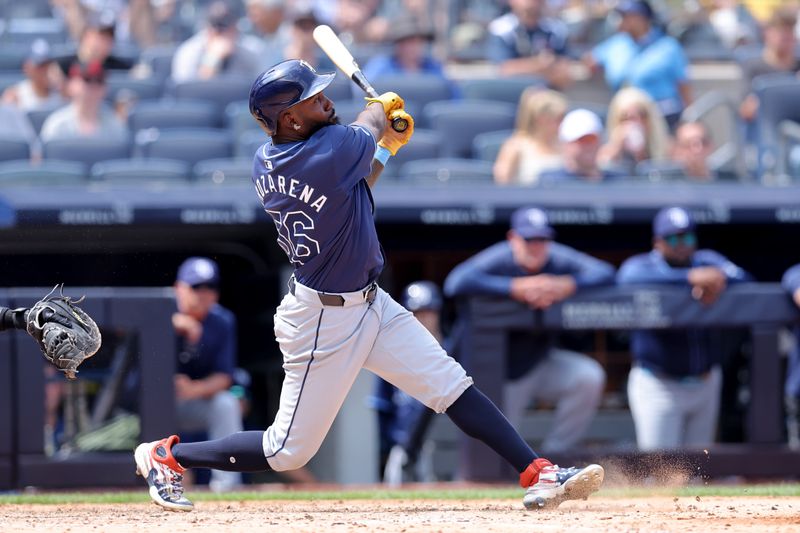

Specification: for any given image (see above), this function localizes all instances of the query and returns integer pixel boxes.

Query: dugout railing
[455,283,800,481]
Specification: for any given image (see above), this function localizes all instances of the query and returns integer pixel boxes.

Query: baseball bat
[312,24,409,133]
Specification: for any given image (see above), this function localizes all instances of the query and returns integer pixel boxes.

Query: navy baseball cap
[653,207,695,237]
[401,281,442,312]
[616,0,654,19]
[177,257,220,287]
[511,207,555,240]
[27,39,52,66]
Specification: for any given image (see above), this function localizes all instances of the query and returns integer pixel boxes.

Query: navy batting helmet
[401,281,443,312]
[249,59,336,135]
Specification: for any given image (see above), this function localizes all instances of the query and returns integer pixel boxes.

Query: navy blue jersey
[176,304,237,380]
[617,249,752,377]
[252,123,384,292]
[444,240,615,379]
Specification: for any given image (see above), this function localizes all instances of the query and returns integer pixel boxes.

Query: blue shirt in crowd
[591,28,688,117]
[782,263,800,398]
[252,124,383,293]
[617,249,752,377]
[176,303,237,381]
[487,12,569,62]
[444,241,615,379]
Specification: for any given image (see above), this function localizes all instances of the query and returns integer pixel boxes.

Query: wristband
[373,146,391,166]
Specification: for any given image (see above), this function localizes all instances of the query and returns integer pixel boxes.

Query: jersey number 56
[265,210,321,266]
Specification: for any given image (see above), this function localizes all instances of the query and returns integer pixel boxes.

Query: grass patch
[1,484,799,505]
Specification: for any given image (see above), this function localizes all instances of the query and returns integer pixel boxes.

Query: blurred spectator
[171,257,242,492]
[240,0,290,70]
[331,0,383,44]
[171,0,261,83]
[598,87,671,174]
[2,40,66,112]
[0,104,41,161]
[670,121,718,181]
[739,7,799,123]
[283,7,334,70]
[444,207,611,452]
[40,61,128,142]
[706,0,759,49]
[363,17,459,97]
[493,88,566,185]
[486,0,573,89]
[54,0,157,48]
[617,206,752,451]
[586,0,691,129]
[55,10,136,75]
[782,263,800,450]
[540,108,626,182]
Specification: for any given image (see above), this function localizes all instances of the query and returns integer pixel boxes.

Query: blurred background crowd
[1,0,800,185]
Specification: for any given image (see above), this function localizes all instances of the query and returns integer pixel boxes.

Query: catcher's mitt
[26,285,102,380]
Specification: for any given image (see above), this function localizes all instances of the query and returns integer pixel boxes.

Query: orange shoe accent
[519,457,553,488]
[150,434,186,473]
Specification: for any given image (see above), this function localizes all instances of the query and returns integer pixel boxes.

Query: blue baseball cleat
[523,463,604,510]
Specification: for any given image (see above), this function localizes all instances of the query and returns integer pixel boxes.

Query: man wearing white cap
[540,109,626,183]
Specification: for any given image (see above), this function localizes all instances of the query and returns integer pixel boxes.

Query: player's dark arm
[0,306,27,332]
[353,102,387,143]
[365,160,385,189]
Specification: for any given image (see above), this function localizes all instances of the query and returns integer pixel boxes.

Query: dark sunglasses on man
[663,232,697,248]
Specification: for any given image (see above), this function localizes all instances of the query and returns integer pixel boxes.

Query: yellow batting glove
[378,109,415,155]
[365,91,405,117]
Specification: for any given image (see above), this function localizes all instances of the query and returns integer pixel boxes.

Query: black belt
[289,277,377,307]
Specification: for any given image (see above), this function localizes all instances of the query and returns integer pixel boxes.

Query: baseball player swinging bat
[312,24,409,133]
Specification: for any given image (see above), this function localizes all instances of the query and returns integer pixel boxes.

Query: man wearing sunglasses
[444,207,613,452]
[617,206,752,451]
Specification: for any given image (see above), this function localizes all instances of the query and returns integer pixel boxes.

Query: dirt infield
[2,496,799,532]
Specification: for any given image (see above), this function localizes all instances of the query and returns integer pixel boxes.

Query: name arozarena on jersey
[254,171,328,213]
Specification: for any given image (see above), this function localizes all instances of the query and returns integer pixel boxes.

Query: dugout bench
[3,288,176,489]
[457,283,800,481]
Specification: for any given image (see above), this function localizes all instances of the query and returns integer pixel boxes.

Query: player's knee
[269,450,314,472]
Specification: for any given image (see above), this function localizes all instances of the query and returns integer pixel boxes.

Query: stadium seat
[372,75,455,127]
[0,159,86,185]
[26,103,62,135]
[423,100,517,158]
[128,99,219,132]
[383,129,442,179]
[106,75,164,103]
[225,100,258,143]
[138,44,177,83]
[139,128,233,166]
[398,158,495,184]
[472,129,513,162]
[753,74,800,180]
[460,77,545,105]
[237,129,267,158]
[324,73,356,102]
[0,44,30,70]
[170,76,253,113]
[0,136,31,162]
[330,99,364,126]
[193,157,253,185]
[634,160,687,182]
[43,137,131,167]
[2,18,67,46]
[91,158,191,184]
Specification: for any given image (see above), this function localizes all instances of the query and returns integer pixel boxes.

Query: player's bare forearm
[354,102,387,142]
[366,160,385,188]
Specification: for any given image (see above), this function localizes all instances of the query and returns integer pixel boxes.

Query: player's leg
[522,348,606,452]
[364,289,604,509]
[683,366,723,448]
[627,366,684,450]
